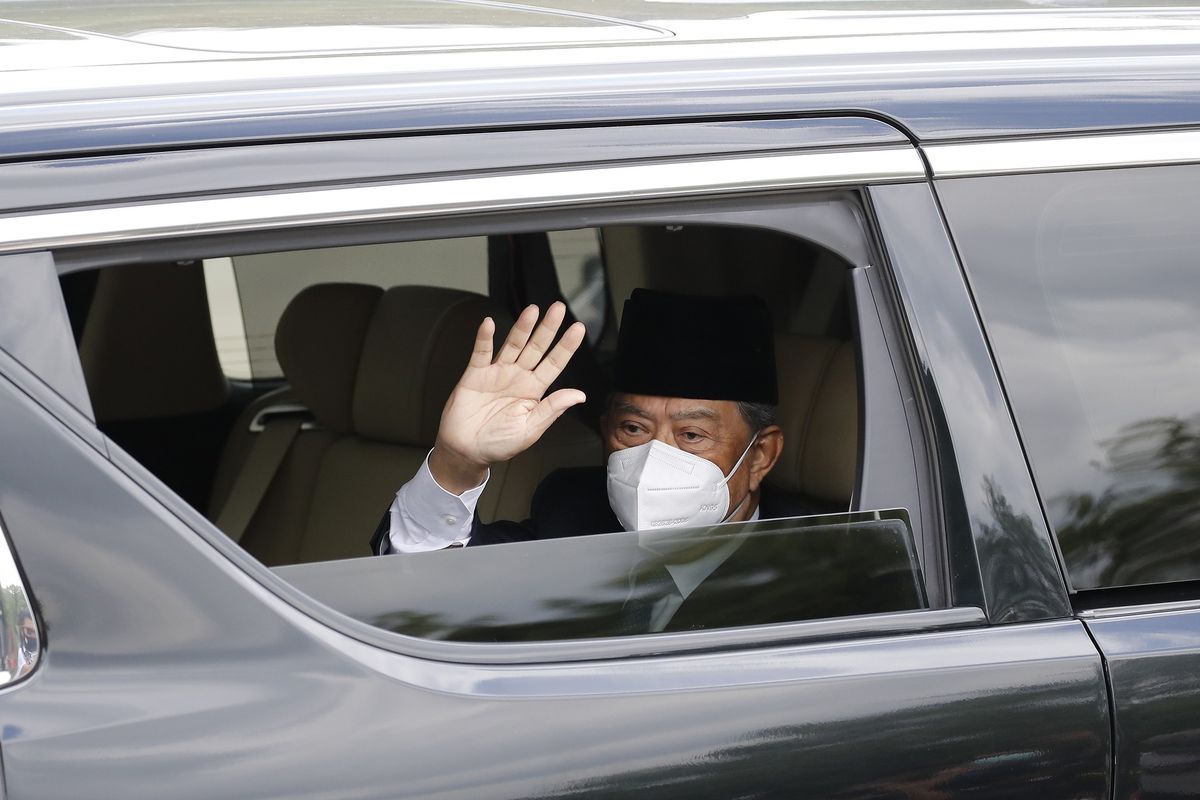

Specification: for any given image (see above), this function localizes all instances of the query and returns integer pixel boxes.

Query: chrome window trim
[0,147,924,255]
[1077,598,1200,620]
[0,514,40,687]
[926,128,1200,178]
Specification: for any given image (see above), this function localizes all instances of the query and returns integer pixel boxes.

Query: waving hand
[429,302,587,493]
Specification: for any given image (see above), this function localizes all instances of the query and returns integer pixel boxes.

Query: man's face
[602,393,783,522]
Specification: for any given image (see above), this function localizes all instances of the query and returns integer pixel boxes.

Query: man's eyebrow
[613,401,651,418]
[669,407,719,421]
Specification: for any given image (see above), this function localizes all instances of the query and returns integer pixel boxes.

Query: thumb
[527,388,586,436]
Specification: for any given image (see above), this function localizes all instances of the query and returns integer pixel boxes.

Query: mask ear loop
[719,432,760,523]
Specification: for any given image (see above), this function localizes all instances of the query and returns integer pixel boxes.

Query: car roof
[4,0,1200,159]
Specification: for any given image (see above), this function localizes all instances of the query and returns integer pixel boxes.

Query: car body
[1,1,1200,797]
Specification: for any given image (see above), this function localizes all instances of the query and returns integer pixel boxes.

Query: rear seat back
[769,334,858,511]
[209,283,382,564]
[295,285,505,563]
[212,283,601,565]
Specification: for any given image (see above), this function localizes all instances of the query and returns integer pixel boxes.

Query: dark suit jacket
[370,466,815,554]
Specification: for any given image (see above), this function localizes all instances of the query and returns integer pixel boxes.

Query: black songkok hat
[614,289,777,404]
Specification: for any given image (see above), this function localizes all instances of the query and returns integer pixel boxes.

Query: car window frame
[0,131,1001,662]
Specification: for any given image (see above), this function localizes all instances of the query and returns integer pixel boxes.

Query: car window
[207,233,608,380]
[57,211,932,642]
[206,238,488,380]
[940,165,1200,591]
[278,510,924,641]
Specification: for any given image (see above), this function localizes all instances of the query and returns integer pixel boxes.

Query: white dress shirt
[383,452,486,554]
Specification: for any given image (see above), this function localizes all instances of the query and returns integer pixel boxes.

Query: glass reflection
[940,165,1200,590]
[1056,415,1200,589]
[279,510,925,642]
[1,516,40,685]
[974,476,1069,621]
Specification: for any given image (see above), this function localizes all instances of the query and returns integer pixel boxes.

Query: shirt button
[443,515,458,525]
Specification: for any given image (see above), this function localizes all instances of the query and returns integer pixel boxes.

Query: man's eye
[680,431,702,442]
[621,423,643,435]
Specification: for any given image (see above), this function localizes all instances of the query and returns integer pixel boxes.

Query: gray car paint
[0,171,1110,799]
[1,1,1197,795]
[3,2,1200,158]
[0,357,1111,797]
[0,253,93,421]
[1085,607,1200,798]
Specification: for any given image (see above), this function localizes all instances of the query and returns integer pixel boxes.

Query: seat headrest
[353,286,507,446]
[768,335,858,506]
[275,283,383,434]
[82,262,230,421]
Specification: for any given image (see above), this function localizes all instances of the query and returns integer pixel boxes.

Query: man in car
[371,288,810,554]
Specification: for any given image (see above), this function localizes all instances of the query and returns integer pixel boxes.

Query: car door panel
[1085,608,1200,799]
[0,226,1110,800]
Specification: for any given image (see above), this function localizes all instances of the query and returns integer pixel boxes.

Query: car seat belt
[214,417,303,543]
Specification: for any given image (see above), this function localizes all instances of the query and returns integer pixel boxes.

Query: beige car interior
[207,283,601,565]
[80,261,230,422]
[70,223,858,566]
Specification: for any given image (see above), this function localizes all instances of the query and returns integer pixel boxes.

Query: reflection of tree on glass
[941,166,1200,592]
[974,477,1068,621]
[1054,415,1200,588]
[287,512,927,642]
[617,515,926,636]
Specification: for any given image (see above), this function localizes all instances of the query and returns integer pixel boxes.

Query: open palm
[435,302,587,473]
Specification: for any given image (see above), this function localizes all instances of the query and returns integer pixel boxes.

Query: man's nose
[653,430,676,448]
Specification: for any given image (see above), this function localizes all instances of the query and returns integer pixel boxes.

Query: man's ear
[747,425,783,492]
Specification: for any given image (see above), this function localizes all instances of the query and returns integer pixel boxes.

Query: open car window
[55,196,938,647]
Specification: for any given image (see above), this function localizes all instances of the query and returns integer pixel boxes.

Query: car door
[0,117,1109,798]
[930,130,1200,800]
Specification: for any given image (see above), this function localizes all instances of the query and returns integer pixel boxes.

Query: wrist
[428,443,489,495]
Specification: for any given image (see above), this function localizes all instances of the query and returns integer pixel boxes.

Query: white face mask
[606,435,758,532]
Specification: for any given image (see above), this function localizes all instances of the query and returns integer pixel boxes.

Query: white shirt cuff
[385,452,488,553]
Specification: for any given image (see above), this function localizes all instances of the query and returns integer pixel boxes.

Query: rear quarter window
[939,165,1200,591]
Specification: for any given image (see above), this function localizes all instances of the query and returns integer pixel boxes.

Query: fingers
[516,301,567,370]
[490,304,587,384]
[527,388,587,436]
[466,317,496,369]
[496,304,539,364]
[533,320,587,386]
